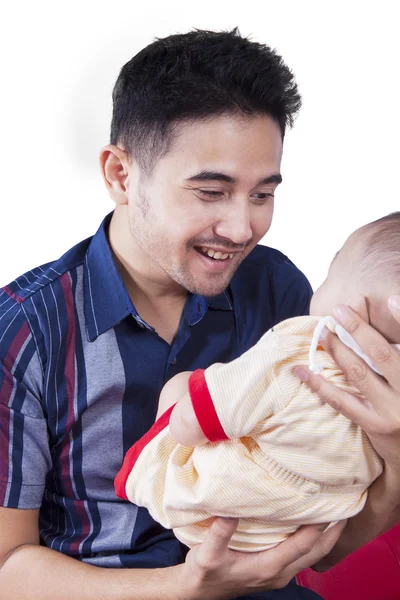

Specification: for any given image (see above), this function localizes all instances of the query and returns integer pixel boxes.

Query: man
[1,29,400,600]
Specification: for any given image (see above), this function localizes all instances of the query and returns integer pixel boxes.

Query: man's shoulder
[234,244,310,290]
[240,243,290,267]
[1,236,92,320]
[230,245,313,350]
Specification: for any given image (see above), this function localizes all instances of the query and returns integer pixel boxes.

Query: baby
[115,212,400,552]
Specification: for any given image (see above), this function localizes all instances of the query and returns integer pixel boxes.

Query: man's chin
[172,260,241,297]
[187,275,233,297]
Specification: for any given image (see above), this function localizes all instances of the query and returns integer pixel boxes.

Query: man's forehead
[167,113,283,153]
[164,121,281,179]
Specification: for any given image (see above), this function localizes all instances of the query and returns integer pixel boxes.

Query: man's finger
[332,305,400,389]
[318,322,398,409]
[321,326,387,398]
[293,366,378,431]
[261,523,330,573]
[286,521,347,575]
[199,517,238,558]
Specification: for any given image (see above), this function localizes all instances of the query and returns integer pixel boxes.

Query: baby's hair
[359,212,400,285]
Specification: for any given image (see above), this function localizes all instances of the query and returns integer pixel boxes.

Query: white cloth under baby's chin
[308,316,400,375]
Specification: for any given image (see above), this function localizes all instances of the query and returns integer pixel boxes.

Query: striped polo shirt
[0,212,312,568]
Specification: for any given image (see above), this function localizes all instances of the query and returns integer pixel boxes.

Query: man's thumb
[202,517,239,555]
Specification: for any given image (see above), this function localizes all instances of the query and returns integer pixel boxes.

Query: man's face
[126,113,283,296]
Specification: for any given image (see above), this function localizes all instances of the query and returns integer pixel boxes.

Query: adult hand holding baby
[294,297,400,566]
[181,517,346,599]
[296,298,400,472]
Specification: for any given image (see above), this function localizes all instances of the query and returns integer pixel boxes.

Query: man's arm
[0,506,346,600]
[294,298,400,568]
[0,507,180,600]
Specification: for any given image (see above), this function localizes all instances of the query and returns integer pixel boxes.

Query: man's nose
[213,201,252,246]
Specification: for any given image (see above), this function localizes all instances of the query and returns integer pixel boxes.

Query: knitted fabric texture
[115,316,383,552]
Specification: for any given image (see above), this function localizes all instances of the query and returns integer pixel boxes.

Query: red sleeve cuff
[188,369,229,442]
[114,404,175,500]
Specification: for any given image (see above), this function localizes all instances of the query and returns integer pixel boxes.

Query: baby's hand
[157,371,209,446]
[156,371,193,419]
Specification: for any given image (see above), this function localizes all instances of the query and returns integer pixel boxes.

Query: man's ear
[347,294,370,323]
[99,145,136,206]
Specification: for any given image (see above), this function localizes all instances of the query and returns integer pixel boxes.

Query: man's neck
[129,285,187,345]
[108,212,188,343]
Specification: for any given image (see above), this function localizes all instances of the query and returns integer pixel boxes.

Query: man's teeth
[201,247,234,260]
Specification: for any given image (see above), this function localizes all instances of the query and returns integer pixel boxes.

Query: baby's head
[310,212,400,343]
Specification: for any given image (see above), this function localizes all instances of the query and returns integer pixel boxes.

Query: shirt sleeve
[188,332,287,441]
[0,300,51,508]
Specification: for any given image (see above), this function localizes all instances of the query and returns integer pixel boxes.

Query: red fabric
[3,285,24,304]
[296,523,400,600]
[188,369,229,442]
[114,405,175,500]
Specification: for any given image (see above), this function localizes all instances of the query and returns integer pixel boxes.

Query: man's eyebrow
[258,174,282,186]
[186,171,236,184]
[186,170,282,186]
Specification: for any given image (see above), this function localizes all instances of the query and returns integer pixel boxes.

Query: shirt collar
[206,290,233,311]
[84,213,135,341]
[84,212,233,341]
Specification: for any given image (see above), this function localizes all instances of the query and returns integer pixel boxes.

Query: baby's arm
[157,372,208,446]
[159,331,283,446]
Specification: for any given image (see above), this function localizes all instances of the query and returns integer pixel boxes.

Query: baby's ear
[347,294,369,323]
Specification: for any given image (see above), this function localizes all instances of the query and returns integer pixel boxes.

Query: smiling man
[2,28,400,600]
[109,114,283,297]
[105,112,286,345]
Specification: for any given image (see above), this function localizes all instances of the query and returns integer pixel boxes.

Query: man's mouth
[195,246,235,261]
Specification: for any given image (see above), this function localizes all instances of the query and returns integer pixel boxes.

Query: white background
[1,1,398,290]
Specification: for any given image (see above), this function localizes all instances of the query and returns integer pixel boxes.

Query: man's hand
[180,517,346,600]
[293,296,400,566]
[294,298,400,472]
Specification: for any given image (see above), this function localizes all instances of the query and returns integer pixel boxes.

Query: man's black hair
[110,28,301,171]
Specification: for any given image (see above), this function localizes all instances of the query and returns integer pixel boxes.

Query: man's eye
[197,190,224,198]
[251,193,274,202]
